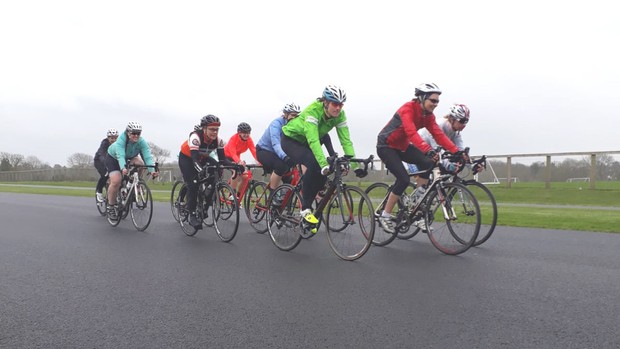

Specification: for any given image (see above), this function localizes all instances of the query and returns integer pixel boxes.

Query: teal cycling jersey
[281,100,355,168]
[107,132,156,172]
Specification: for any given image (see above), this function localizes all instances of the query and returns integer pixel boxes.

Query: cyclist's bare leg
[383,192,400,215]
[268,172,283,190]
[107,171,122,205]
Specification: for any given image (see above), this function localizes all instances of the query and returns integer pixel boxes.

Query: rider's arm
[247,136,259,163]
[224,135,241,163]
[304,115,328,168]
[138,138,156,173]
[400,104,433,154]
[425,118,459,154]
[110,132,128,166]
[269,119,288,160]
[333,115,359,169]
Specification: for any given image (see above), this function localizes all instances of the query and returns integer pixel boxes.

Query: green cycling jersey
[282,100,356,168]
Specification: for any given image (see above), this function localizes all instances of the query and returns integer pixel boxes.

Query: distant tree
[1,152,24,169]
[67,153,94,168]
[23,155,48,170]
[148,142,170,165]
[0,157,11,171]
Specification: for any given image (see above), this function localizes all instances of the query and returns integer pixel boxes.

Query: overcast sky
[1,0,618,166]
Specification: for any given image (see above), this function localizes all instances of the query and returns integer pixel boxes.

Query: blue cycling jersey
[256,116,287,160]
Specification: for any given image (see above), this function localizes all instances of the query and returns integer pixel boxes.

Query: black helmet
[237,122,252,133]
[200,114,220,127]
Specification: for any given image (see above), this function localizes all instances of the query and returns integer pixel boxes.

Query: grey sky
[1,0,618,166]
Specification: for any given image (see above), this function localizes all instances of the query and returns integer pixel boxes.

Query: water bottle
[413,186,426,204]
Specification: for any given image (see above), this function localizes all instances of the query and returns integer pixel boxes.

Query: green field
[1,180,618,233]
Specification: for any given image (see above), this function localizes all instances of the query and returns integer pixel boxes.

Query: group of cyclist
[95,83,477,235]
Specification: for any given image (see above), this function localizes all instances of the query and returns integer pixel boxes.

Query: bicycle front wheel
[326,186,375,261]
[364,182,398,247]
[170,180,184,222]
[425,182,480,255]
[96,183,108,216]
[212,182,239,242]
[267,184,303,251]
[464,181,498,246]
[130,180,153,231]
[244,181,269,234]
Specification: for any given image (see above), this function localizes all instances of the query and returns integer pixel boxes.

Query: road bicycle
[243,164,300,234]
[174,161,243,242]
[266,155,375,261]
[107,163,158,231]
[96,182,109,216]
[366,152,481,255]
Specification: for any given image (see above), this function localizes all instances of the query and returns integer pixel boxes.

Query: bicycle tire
[364,182,399,246]
[244,181,269,234]
[424,182,480,255]
[267,184,303,251]
[213,182,239,242]
[170,180,184,222]
[130,180,153,231]
[177,183,198,237]
[326,186,375,261]
[96,183,108,216]
[463,181,498,246]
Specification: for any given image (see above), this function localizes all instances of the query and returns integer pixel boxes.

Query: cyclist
[94,128,118,202]
[105,122,159,218]
[224,122,260,199]
[419,103,484,174]
[179,114,226,229]
[256,103,300,192]
[375,83,459,233]
[281,85,367,227]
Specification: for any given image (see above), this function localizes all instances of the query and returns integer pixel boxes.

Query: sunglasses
[457,118,469,124]
[427,98,440,104]
[329,101,344,107]
[130,132,141,136]
[207,127,219,132]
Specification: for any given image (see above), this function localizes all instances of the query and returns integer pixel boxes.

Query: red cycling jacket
[376,100,458,154]
[224,133,258,163]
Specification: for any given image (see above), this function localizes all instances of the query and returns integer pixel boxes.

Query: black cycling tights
[377,145,434,196]
[281,135,326,211]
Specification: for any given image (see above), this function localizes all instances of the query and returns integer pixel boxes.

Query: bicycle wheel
[177,183,198,237]
[170,180,184,222]
[424,182,480,255]
[267,184,303,251]
[396,182,420,240]
[96,183,108,216]
[130,180,153,231]
[364,182,399,246]
[326,186,375,261]
[212,182,239,242]
[244,181,269,234]
[464,181,498,246]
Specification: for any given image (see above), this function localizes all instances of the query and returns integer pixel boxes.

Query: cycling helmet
[107,128,119,137]
[282,103,301,114]
[200,114,221,127]
[193,124,202,132]
[126,121,142,133]
[449,104,470,121]
[322,85,347,103]
[237,122,252,133]
[414,82,442,97]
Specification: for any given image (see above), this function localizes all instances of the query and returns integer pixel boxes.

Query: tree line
[0,142,171,171]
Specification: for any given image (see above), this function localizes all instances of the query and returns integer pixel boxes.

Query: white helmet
[283,103,301,114]
[414,82,442,97]
[126,121,142,133]
[107,128,119,137]
[449,104,470,121]
[322,85,347,103]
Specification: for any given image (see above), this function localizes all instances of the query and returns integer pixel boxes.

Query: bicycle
[170,179,184,222]
[175,161,243,242]
[243,164,300,234]
[107,163,158,231]
[96,181,109,216]
[366,151,481,255]
[266,155,375,261]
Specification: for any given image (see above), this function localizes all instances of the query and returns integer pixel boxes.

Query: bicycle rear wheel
[267,184,303,251]
[464,181,498,246]
[213,182,239,242]
[244,181,269,234]
[364,182,398,246]
[130,180,153,231]
[424,182,480,255]
[170,180,184,222]
[96,184,108,216]
[326,186,375,261]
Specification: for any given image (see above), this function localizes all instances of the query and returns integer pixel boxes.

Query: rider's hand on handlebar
[426,149,439,162]
[284,156,295,168]
[151,171,159,179]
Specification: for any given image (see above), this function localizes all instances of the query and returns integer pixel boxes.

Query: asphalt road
[1,192,619,348]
